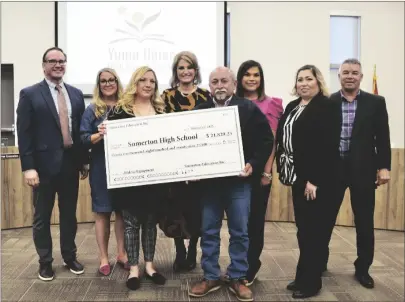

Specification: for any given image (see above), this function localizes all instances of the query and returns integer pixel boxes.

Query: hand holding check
[98,123,106,136]
[104,107,246,189]
[187,163,252,184]
[239,163,253,177]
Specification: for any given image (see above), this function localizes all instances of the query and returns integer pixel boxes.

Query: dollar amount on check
[104,106,245,189]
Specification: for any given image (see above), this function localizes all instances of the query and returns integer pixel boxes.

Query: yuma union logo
[110,6,174,45]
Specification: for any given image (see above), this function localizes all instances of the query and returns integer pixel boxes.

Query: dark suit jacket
[276,92,340,188]
[16,79,88,177]
[194,95,274,178]
[329,90,391,185]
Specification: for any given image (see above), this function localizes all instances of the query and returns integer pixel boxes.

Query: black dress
[107,106,168,222]
[161,87,213,238]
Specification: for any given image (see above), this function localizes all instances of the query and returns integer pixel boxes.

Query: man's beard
[215,91,228,101]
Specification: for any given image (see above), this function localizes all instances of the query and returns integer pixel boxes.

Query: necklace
[133,104,156,116]
[102,105,115,122]
[178,85,196,97]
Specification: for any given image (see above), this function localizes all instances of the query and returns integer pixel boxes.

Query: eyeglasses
[100,78,117,86]
[44,60,67,66]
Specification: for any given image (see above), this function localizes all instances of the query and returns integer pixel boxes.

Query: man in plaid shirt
[323,58,391,290]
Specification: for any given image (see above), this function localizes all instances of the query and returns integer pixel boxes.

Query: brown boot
[228,279,253,301]
[189,278,222,297]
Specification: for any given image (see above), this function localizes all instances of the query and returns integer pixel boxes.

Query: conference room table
[1,146,404,231]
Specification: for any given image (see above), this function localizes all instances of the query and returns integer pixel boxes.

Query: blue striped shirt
[339,91,359,157]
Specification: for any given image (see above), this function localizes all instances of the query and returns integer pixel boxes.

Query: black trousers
[32,150,80,264]
[247,180,271,275]
[292,180,329,292]
[321,158,376,273]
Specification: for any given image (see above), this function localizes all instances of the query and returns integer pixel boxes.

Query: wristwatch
[262,172,272,181]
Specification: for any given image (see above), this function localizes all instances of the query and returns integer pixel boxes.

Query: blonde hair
[116,66,165,115]
[291,65,329,97]
[170,51,202,88]
[91,68,124,118]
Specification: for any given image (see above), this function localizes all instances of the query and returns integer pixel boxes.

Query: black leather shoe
[173,258,187,272]
[184,259,197,271]
[126,276,140,290]
[292,289,320,299]
[145,271,166,285]
[185,250,197,271]
[286,281,298,291]
[63,259,84,275]
[38,263,54,281]
[355,272,374,289]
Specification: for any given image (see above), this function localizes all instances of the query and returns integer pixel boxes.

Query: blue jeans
[200,179,252,280]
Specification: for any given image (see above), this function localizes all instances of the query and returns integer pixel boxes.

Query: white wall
[1,1,55,139]
[229,2,404,148]
[1,2,404,148]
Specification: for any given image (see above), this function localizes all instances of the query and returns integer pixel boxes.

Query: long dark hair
[236,60,266,101]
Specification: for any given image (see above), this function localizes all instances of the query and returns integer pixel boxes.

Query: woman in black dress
[99,66,167,291]
[161,51,212,272]
[276,65,339,299]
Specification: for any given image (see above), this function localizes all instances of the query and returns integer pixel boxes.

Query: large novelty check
[104,106,245,189]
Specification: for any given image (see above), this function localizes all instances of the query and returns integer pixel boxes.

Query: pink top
[252,96,284,132]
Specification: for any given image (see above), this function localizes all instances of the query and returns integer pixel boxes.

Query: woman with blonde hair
[275,65,339,298]
[80,68,128,276]
[99,66,167,291]
[161,51,212,273]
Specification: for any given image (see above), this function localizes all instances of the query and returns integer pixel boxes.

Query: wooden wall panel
[1,147,404,231]
[266,149,404,231]
[335,190,355,227]
[385,149,405,230]
[1,147,34,229]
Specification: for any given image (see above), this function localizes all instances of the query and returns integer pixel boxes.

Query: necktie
[55,85,73,147]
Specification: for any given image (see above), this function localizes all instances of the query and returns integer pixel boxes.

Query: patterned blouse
[279,104,307,185]
[162,87,212,112]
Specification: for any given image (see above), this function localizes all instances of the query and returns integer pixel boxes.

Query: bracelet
[262,172,272,181]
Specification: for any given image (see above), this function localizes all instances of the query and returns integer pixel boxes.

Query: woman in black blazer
[276,65,339,299]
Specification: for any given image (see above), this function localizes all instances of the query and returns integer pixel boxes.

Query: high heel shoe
[117,258,130,270]
[286,281,299,291]
[98,263,111,276]
[185,250,197,271]
[185,259,196,271]
[173,254,187,272]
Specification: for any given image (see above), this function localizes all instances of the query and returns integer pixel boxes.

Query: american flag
[372,64,378,95]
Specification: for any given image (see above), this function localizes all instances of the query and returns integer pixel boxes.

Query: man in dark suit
[16,47,89,281]
[324,58,391,289]
[188,67,273,302]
